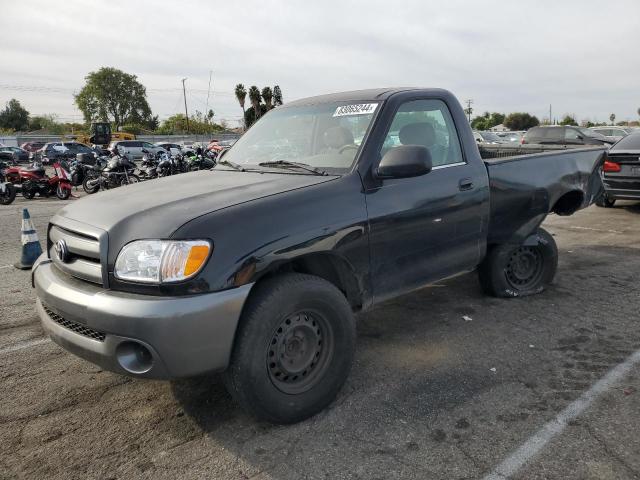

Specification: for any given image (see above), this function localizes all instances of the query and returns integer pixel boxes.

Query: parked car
[0,146,29,163]
[20,141,46,153]
[154,142,182,156]
[39,142,94,163]
[473,130,506,144]
[590,127,631,143]
[33,87,604,424]
[496,131,523,143]
[522,126,614,146]
[596,132,640,207]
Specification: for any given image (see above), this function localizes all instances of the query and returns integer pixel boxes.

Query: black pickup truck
[33,88,605,423]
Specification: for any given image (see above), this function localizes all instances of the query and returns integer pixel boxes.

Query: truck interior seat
[323,126,355,151]
[398,122,445,166]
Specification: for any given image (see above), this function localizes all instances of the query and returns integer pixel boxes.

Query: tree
[504,112,540,131]
[261,87,273,109]
[471,111,505,131]
[74,67,153,129]
[559,114,577,126]
[609,113,616,125]
[248,86,262,121]
[0,99,29,131]
[273,85,283,106]
[235,84,247,128]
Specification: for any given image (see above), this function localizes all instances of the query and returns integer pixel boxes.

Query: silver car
[109,140,164,160]
[590,127,631,143]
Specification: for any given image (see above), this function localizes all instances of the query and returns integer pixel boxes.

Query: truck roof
[285,87,447,106]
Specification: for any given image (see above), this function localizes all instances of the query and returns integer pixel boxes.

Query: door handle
[459,178,474,191]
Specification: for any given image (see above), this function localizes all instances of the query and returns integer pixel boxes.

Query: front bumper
[33,255,252,379]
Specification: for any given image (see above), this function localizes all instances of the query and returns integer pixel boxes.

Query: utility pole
[549,104,552,125]
[182,78,189,133]
[464,99,474,123]
[205,71,212,124]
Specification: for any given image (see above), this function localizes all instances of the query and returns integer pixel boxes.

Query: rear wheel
[82,177,100,194]
[56,184,70,200]
[223,273,356,424]
[22,183,36,199]
[478,227,558,298]
[0,183,16,205]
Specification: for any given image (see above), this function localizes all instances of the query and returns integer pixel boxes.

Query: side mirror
[141,148,149,153]
[476,137,482,143]
[376,145,432,179]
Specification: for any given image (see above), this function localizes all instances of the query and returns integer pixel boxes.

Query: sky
[2,0,639,127]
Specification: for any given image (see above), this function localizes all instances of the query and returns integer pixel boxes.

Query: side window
[380,99,463,167]
[141,142,153,148]
[565,128,580,140]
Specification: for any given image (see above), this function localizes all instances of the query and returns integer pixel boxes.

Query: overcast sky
[2,0,639,126]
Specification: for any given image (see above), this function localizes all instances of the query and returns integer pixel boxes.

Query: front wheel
[478,227,558,298]
[56,184,70,200]
[0,183,16,205]
[595,193,616,208]
[223,273,356,424]
[121,174,139,186]
[22,184,36,199]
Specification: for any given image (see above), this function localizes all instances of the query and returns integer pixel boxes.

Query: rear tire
[22,184,36,199]
[223,273,356,424]
[82,177,100,194]
[121,174,140,186]
[478,227,558,298]
[0,183,16,205]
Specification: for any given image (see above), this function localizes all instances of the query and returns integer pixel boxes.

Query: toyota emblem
[55,239,70,263]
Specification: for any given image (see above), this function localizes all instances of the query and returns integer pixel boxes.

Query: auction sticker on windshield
[333,103,378,117]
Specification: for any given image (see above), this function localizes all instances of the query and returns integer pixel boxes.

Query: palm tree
[609,113,616,126]
[248,86,262,121]
[235,84,247,128]
[261,87,273,110]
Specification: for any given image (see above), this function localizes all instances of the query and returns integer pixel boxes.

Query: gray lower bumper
[33,255,252,379]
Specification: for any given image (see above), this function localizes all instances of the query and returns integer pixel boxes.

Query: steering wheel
[338,144,358,154]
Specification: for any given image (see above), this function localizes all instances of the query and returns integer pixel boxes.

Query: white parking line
[567,225,623,234]
[483,347,640,480]
[0,337,49,355]
[0,265,13,269]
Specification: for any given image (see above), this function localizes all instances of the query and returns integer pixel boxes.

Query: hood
[54,170,337,240]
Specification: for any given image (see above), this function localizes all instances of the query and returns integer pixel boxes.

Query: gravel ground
[0,191,639,480]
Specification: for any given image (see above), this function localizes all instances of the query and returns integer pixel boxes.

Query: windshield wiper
[216,159,245,171]
[258,160,327,176]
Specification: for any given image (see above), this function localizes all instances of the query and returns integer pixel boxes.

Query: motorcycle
[5,160,72,200]
[138,149,160,180]
[0,160,17,205]
[184,149,216,171]
[82,153,139,194]
[69,153,108,187]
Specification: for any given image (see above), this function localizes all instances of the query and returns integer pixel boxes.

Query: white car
[590,127,632,143]
[154,142,182,156]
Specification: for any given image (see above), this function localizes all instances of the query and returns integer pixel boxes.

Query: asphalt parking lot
[1,191,639,480]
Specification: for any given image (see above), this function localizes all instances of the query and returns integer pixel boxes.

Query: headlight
[114,240,212,283]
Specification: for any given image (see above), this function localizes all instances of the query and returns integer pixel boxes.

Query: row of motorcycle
[0,147,219,205]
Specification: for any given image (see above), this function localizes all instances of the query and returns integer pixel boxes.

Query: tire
[121,174,139,186]
[595,194,616,208]
[0,183,16,205]
[478,227,558,298]
[22,184,36,199]
[223,273,356,424]
[82,177,100,194]
[56,185,70,200]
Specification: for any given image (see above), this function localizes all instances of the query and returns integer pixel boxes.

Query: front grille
[48,224,103,285]
[43,304,106,342]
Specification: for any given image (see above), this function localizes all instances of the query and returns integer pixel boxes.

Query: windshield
[611,133,640,150]
[578,128,604,139]
[223,102,379,172]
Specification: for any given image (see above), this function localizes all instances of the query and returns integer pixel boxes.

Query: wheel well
[261,254,363,311]
[552,190,584,216]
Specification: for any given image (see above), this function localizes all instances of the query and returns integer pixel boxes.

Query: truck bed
[484,147,606,244]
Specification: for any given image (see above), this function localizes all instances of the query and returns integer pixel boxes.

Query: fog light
[115,341,154,374]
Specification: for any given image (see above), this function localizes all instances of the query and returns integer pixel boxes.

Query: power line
[0,83,235,96]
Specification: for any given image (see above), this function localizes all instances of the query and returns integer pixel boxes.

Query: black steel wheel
[223,273,355,424]
[478,227,558,298]
[266,311,334,395]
